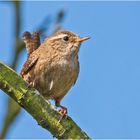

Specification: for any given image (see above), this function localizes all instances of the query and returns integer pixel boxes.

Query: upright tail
[23,31,41,56]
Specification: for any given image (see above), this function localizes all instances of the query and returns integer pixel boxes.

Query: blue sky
[1,1,140,139]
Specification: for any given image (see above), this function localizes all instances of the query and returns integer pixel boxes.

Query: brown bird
[20,31,90,116]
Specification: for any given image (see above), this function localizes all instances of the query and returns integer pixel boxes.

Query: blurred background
[0,1,140,139]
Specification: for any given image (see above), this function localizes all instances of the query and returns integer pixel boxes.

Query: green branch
[0,62,90,139]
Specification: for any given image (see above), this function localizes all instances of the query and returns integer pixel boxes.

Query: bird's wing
[20,53,39,77]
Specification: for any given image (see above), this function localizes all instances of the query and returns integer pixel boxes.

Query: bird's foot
[59,108,67,115]
[58,107,67,123]
[27,81,34,88]
[55,100,68,122]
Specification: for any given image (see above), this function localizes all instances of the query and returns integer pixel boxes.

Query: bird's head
[45,31,90,57]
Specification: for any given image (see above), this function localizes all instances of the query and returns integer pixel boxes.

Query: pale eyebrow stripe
[49,34,67,40]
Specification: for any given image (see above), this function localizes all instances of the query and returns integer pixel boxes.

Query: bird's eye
[63,36,69,41]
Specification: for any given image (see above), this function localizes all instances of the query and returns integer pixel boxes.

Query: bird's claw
[58,108,67,123]
[59,108,67,114]
[27,81,34,88]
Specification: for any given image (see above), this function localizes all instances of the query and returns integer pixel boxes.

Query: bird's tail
[22,31,41,56]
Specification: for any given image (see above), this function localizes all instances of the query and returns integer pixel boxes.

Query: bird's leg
[55,100,67,122]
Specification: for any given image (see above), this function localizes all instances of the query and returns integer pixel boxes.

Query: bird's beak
[78,37,90,43]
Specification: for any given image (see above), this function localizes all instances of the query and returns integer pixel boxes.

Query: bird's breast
[35,57,79,100]
[57,58,76,71]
